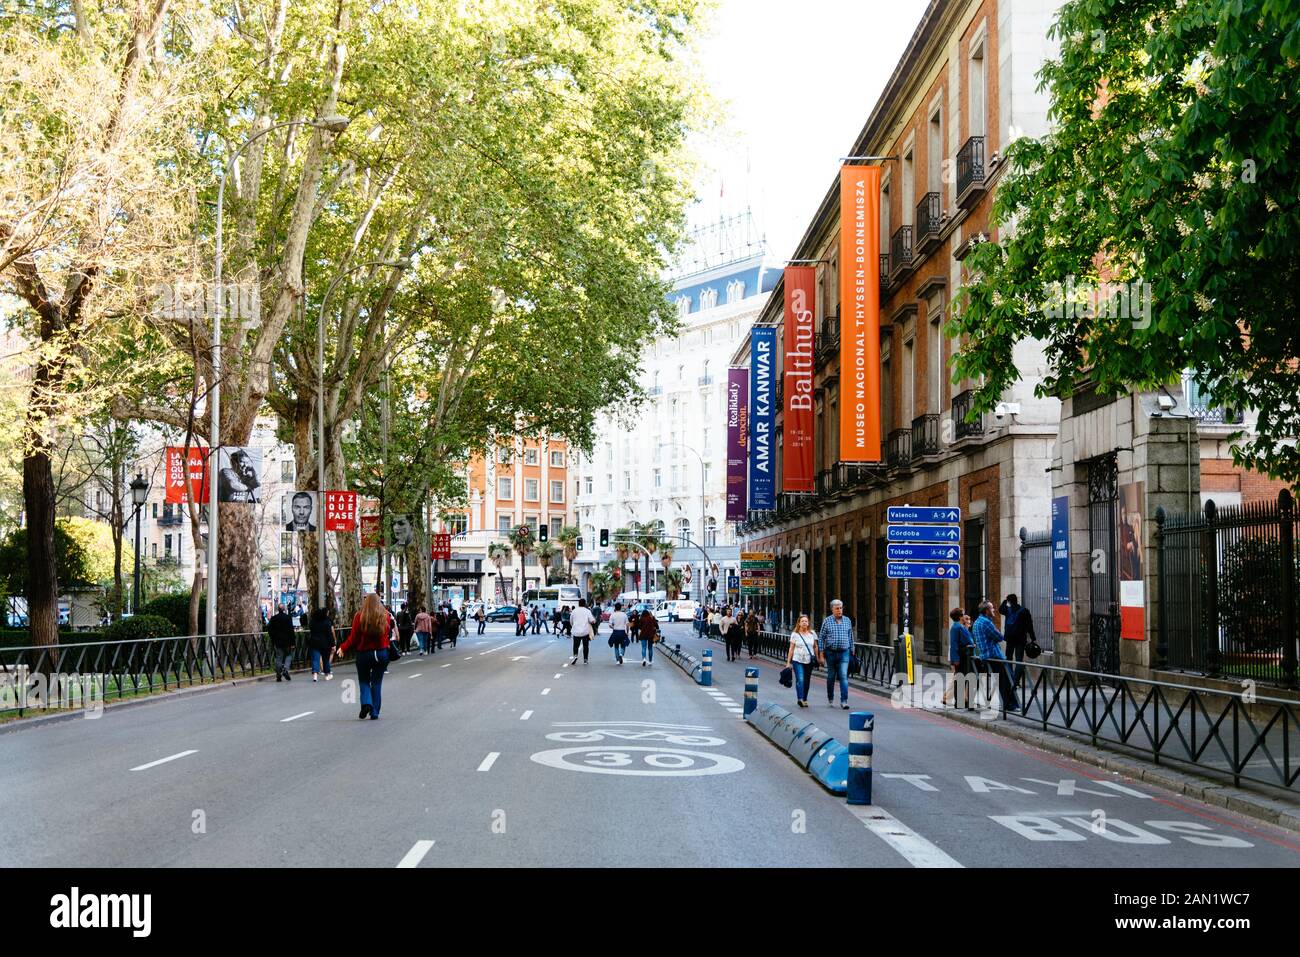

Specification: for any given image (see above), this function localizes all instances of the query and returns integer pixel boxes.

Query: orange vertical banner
[838,164,882,462]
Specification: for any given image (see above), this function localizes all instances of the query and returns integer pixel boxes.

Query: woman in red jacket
[335,593,391,719]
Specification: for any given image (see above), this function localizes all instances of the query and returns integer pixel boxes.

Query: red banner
[783,266,815,492]
[359,514,382,548]
[164,446,208,504]
[430,533,452,561]
[839,164,882,462]
[323,491,358,532]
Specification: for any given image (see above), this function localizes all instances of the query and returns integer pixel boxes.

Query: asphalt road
[1,621,1297,867]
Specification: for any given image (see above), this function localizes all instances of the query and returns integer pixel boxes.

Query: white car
[654,599,698,622]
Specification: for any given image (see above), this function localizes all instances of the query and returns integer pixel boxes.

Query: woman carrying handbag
[335,593,392,719]
[783,614,819,708]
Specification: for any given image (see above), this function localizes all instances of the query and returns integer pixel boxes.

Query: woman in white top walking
[785,614,819,708]
[608,603,629,664]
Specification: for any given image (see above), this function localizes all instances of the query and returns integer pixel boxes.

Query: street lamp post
[315,258,408,613]
[129,473,149,614]
[660,441,707,601]
[207,115,349,644]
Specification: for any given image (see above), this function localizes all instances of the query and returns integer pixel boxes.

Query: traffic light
[538,524,548,542]
[576,536,584,550]
[599,528,609,547]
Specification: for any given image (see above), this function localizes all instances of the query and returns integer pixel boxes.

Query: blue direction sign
[886,524,961,543]
[887,543,961,563]
[887,562,960,580]
[887,506,962,524]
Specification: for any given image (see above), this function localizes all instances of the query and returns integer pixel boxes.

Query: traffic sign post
[886,505,962,677]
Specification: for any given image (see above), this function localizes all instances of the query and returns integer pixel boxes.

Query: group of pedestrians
[403,601,460,655]
[696,604,762,661]
[605,602,660,666]
[947,594,1035,711]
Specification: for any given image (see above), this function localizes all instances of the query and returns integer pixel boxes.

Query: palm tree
[588,570,613,605]
[664,567,684,600]
[659,540,675,581]
[556,525,581,581]
[536,540,559,586]
[509,524,535,600]
[487,543,511,602]
[613,526,632,597]
[636,523,659,594]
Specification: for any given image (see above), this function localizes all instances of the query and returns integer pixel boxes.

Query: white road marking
[280,711,314,723]
[479,637,532,655]
[478,752,500,772]
[726,708,744,714]
[440,664,452,669]
[407,673,423,678]
[520,710,534,720]
[551,720,713,730]
[465,656,473,660]
[554,673,563,678]
[845,805,963,868]
[130,750,198,772]
[396,840,436,868]
[541,688,551,695]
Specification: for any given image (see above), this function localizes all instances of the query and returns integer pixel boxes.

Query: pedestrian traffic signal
[538,524,548,542]
[599,528,609,547]
[577,536,584,550]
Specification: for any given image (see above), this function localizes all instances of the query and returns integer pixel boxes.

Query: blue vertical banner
[1051,495,1070,633]
[748,326,776,509]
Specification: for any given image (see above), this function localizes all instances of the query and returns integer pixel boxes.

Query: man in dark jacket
[267,605,296,682]
[999,594,1035,685]
[397,602,415,653]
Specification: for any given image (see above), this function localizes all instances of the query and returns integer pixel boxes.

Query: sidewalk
[661,623,1300,835]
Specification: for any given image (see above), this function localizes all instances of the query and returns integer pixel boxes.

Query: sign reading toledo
[740,551,775,596]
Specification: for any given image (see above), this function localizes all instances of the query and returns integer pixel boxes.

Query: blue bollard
[700,648,713,686]
[743,667,759,719]
[847,712,873,805]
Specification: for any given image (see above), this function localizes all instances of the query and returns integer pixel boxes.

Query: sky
[684,0,933,264]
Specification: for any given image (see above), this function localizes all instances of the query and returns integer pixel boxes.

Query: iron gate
[1088,453,1121,674]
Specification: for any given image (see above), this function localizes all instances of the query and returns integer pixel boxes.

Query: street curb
[0,666,311,735]
[684,630,1300,836]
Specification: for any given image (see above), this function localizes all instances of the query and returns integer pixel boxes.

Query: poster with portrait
[216,447,263,504]
[1118,482,1146,640]
[281,490,319,532]
[389,514,414,548]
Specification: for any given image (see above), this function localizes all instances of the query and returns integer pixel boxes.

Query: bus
[521,584,583,615]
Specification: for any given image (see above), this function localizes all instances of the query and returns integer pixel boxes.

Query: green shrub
[100,615,175,642]
[139,593,203,637]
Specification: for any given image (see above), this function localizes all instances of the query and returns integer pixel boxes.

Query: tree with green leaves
[556,525,581,583]
[509,524,535,599]
[536,540,559,587]
[950,0,1300,483]
[487,542,512,603]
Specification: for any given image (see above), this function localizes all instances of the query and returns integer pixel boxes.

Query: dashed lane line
[396,840,436,868]
[130,750,198,772]
[845,805,963,868]
[541,688,551,696]
[520,710,534,720]
[280,712,314,723]
[478,752,500,772]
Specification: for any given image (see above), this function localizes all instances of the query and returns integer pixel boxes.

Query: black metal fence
[0,629,355,718]
[709,628,1299,792]
[1155,490,1298,689]
[1018,528,1054,654]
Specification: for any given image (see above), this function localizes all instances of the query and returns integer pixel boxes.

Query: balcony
[885,428,913,470]
[647,385,663,397]
[914,192,942,253]
[879,254,891,295]
[158,511,184,526]
[911,413,942,458]
[815,468,835,497]
[1183,374,1244,426]
[956,136,987,208]
[815,317,839,366]
[952,389,986,439]
[889,226,913,282]
[156,555,180,567]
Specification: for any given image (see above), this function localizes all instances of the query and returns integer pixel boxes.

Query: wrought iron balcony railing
[889,226,913,281]
[915,192,942,249]
[911,413,942,457]
[956,135,987,208]
[885,428,913,469]
[952,389,985,439]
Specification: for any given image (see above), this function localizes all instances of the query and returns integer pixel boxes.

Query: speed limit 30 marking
[529,746,745,776]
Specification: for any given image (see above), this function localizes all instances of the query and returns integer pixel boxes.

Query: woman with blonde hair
[784,614,819,708]
[335,592,392,719]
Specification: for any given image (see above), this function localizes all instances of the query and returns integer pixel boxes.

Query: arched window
[726,279,745,303]
[700,287,718,310]
[650,519,665,538]
[705,517,718,548]
[675,518,691,545]
[675,295,691,317]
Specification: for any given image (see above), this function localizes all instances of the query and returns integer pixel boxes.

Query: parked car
[654,599,698,623]
[485,604,520,623]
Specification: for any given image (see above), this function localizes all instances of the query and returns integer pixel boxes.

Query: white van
[654,599,698,622]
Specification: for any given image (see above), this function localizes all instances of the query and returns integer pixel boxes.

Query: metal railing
[956,135,986,205]
[0,629,356,718]
[952,389,985,439]
[885,427,912,469]
[716,629,1300,791]
[889,225,913,278]
[915,191,942,247]
[1018,528,1056,654]
[911,413,941,457]
[815,316,839,365]
[879,253,890,293]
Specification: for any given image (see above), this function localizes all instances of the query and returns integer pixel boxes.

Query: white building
[572,216,779,602]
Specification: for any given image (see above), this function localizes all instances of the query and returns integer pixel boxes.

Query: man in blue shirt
[972,601,1019,711]
[818,599,855,709]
